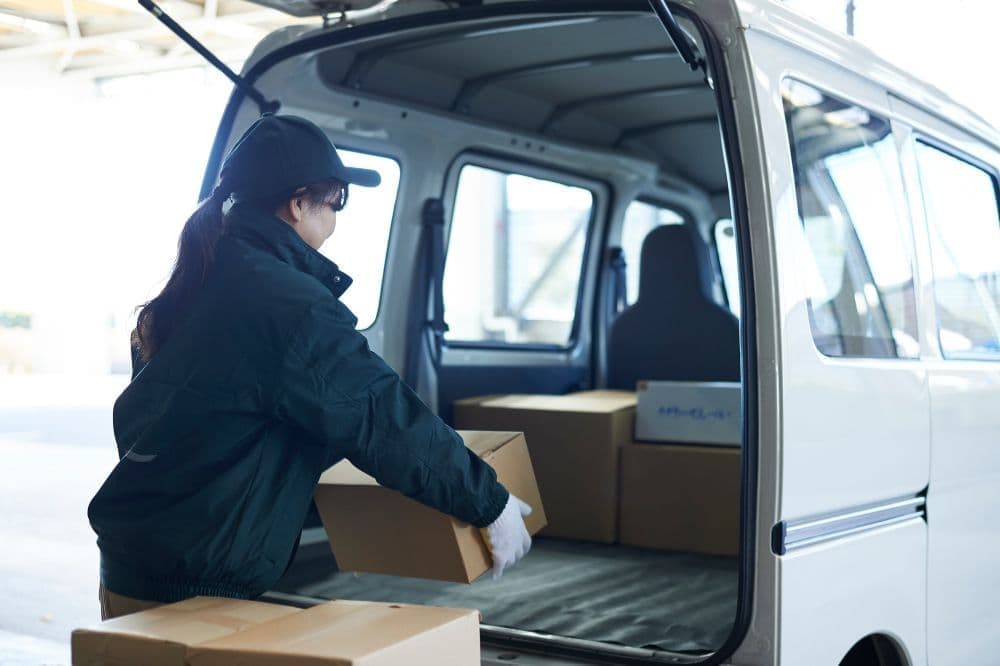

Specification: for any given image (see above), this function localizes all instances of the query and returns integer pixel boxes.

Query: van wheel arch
[839,634,909,666]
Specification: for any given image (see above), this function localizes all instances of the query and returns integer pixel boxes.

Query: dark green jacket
[88,204,508,603]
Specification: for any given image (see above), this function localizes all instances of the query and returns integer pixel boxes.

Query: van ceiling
[315,11,726,194]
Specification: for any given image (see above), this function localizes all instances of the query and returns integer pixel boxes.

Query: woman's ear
[276,191,307,226]
[288,194,306,224]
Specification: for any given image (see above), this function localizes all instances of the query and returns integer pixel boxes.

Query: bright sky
[784,0,999,129]
[0,1,996,374]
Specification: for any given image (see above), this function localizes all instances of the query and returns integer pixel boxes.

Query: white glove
[482,494,533,580]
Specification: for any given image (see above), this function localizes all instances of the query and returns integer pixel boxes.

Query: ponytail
[134,184,230,361]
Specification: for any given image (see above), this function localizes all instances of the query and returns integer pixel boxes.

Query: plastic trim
[772,495,927,556]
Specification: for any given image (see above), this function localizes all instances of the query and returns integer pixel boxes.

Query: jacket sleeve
[272,296,509,528]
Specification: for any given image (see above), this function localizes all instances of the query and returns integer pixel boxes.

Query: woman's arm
[272,297,509,528]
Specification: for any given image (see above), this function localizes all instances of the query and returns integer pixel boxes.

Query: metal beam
[339,15,604,90]
[56,0,82,74]
[540,82,705,133]
[63,46,247,79]
[451,48,675,113]
[83,0,146,11]
[612,115,717,148]
[0,9,282,61]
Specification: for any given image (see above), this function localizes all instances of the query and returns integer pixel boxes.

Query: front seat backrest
[607,224,740,390]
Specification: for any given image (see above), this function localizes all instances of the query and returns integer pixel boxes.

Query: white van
[162,0,1000,663]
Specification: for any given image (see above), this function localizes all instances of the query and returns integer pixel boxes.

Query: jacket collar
[226,203,353,299]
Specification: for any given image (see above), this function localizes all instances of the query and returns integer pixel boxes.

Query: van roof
[737,0,999,148]
[241,0,998,151]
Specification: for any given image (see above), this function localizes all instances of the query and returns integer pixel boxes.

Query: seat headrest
[637,224,711,305]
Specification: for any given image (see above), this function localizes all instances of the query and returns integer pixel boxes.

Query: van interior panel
[313,11,726,196]
[268,5,743,659]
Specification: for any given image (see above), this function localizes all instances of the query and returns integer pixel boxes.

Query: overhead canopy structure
[0,0,302,78]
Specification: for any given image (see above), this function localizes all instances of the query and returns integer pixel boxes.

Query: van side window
[443,164,593,346]
[714,218,740,318]
[915,142,1000,358]
[620,201,684,306]
[782,80,919,358]
[319,150,400,330]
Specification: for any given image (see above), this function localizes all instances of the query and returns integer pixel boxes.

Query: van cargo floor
[274,537,737,654]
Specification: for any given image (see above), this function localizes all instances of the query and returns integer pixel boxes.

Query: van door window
[783,80,919,358]
[619,200,684,306]
[915,142,1000,358]
[443,164,593,346]
[318,150,400,330]
[714,218,740,317]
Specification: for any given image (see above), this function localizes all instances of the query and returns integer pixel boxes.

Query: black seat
[607,224,740,390]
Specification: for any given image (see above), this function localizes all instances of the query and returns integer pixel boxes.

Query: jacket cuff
[476,482,510,528]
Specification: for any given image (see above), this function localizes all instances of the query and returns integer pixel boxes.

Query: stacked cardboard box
[618,379,742,556]
[314,430,546,582]
[447,386,740,556]
[72,597,479,665]
[618,443,740,556]
[454,391,637,543]
[72,597,298,665]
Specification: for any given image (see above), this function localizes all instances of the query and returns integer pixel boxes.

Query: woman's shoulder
[218,235,330,296]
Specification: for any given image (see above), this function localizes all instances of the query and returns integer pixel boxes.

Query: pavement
[0,375,127,666]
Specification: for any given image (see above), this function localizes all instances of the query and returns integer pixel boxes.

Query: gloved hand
[482,493,533,580]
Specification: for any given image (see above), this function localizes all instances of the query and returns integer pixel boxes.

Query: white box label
[635,380,741,446]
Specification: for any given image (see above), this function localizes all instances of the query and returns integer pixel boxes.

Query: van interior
[227,3,747,661]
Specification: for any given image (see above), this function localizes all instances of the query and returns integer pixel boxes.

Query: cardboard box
[73,597,479,666]
[619,443,740,556]
[71,596,299,665]
[636,381,741,446]
[454,391,636,543]
[189,600,479,665]
[314,431,546,583]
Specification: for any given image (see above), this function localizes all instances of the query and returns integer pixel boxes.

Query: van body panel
[888,96,1000,665]
[923,366,1000,664]
[732,0,999,149]
[778,520,925,665]
[745,26,931,523]
[742,21,931,665]
[703,10,783,664]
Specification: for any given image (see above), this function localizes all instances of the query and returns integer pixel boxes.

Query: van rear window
[915,142,1000,359]
[620,201,684,306]
[318,150,400,330]
[443,164,593,346]
[782,80,919,359]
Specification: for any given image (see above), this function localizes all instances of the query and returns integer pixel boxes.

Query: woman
[88,114,532,620]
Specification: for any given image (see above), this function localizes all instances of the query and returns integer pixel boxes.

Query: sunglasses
[330,184,349,212]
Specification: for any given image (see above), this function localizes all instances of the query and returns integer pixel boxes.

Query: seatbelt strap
[609,246,627,317]
[425,199,450,360]
[403,199,449,389]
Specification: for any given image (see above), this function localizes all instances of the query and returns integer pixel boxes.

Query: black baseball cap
[220,114,381,197]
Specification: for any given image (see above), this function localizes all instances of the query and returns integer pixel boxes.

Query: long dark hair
[133,179,343,361]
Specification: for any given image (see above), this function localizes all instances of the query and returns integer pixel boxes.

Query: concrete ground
[0,375,127,666]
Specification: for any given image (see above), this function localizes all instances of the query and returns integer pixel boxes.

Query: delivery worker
[88,114,532,620]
